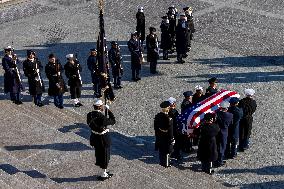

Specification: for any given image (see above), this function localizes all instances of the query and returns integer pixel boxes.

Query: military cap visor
[183,7,190,11]
[183,91,194,97]
[161,16,168,19]
[90,48,97,51]
[27,50,35,56]
[208,77,218,83]
[160,101,171,108]
[48,53,56,59]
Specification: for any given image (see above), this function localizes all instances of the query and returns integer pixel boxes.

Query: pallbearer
[64,54,83,107]
[206,77,218,97]
[23,50,45,107]
[1,46,23,104]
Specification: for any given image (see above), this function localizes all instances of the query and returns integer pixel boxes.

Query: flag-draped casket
[177,89,240,136]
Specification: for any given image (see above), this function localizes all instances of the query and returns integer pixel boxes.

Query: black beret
[229,97,239,104]
[183,91,193,97]
[160,101,171,108]
[48,53,55,59]
[208,77,218,84]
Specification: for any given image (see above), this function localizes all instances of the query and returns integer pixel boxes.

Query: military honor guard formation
[1,3,258,181]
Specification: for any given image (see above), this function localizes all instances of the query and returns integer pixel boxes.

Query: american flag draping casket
[177,89,240,135]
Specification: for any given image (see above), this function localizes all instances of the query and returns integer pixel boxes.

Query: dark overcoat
[108,48,123,77]
[146,34,159,62]
[87,110,116,169]
[87,55,100,84]
[160,22,172,50]
[64,61,82,87]
[228,106,243,141]
[136,12,145,41]
[192,94,206,104]
[154,112,174,154]
[197,122,220,162]
[238,97,257,139]
[23,58,45,95]
[45,61,67,96]
[2,55,23,93]
[176,20,188,54]
[127,39,142,70]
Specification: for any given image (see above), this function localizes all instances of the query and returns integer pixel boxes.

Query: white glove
[36,69,40,73]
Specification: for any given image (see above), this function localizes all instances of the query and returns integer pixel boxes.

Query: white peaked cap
[138,6,143,10]
[220,101,230,108]
[195,85,203,91]
[167,97,176,104]
[244,89,255,96]
[66,54,74,59]
[94,99,103,106]
[4,45,13,50]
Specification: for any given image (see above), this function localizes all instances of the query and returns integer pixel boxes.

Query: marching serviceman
[136,7,146,45]
[87,48,102,98]
[1,46,23,104]
[87,99,116,181]
[206,77,218,97]
[23,50,45,107]
[238,89,257,151]
[108,41,123,89]
[45,54,67,109]
[215,101,233,167]
[176,13,189,63]
[127,32,143,81]
[160,16,171,60]
[197,113,220,175]
[64,54,83,107]
[154,101,175,167]
[192,85,205,104]
[146,27,159,74]
[226,97,243,159]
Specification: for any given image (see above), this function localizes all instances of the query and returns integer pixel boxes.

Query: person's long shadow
[240,180,284,189]
[219,165,284,176]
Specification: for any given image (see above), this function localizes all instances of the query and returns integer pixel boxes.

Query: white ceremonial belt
[92,129,109,135]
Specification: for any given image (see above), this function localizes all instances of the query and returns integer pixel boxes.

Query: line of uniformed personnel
[1,44,121,108]
[154,77,257,175]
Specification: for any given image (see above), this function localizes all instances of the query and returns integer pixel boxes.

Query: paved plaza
[0,0,283,188]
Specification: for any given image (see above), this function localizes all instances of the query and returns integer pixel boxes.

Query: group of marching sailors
[154,78,257,174]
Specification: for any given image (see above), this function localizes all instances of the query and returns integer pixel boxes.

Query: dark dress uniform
[168,108,183,160]
[215,110,233,165]
[197,120,220,174]
[205,86,218,97]
[176,19,189,63]
[87,110,116,169]
[2,54,23,104]
[64,60,82,100]
[108,46,123,88]
[45,61,67,108]
[181,99,193,113]
[87,54,101,97]
[154,112,174,167]
[146,32,159,74]
[136,11,145,43]
[23,58,45,106]
[238,97,257,151]
[192,93,206,104]
[160,19,171,60]
[127,37,142,81]
[226,105,243,158]
[167,7,177,51]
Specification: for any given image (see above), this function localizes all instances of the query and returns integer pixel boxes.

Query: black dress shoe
[77,102,83,106]
[136,77,141,81]
[58,105,64,109]
[37,103,44,107]
[97,173,113,181]
[132,78,137,82]
[15,100,23,105]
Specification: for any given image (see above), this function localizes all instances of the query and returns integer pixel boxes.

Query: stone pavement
[0,0,284,188]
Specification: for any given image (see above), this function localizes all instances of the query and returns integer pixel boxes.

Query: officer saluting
[87,99,116,181]
[2,46,23,104]
[23,50,45,107]
[154,101,175,167]
[64,54,83,107]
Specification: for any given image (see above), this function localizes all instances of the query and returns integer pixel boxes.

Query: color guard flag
[177,89,240,135]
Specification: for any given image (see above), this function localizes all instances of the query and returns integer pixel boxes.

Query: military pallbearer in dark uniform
[192,85,205,104]
[238,89,257,151]
[215,101,233,167]
[87,99,115,181]
[154,101,175,167]
[64,54,83,107]
[128,32,143,81]
[176,13,189,63]
[108,41,123,89]
[146,27,159,74]
[87,49,102,98]
[197,113,220,175]
[2,46,23,104]
[23,50,45,107]
[206,77,218,97]
[45,54,67,109]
